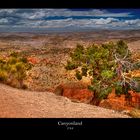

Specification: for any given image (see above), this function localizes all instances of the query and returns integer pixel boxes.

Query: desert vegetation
[0,51,32,89]
[65,40,140,106]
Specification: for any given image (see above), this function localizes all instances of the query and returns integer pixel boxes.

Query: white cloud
[90,18,119,25]
[0,9,139,30]
[10,18,140,29]
[19,9,46,19]
[38,9,133,18]
[0,9,17,14]
[124,19,140,25]
[0,18,9,24]
[0,9,132,20]
[28,12,46,19]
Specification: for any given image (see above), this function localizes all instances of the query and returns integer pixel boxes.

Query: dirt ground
[0,83,130,118]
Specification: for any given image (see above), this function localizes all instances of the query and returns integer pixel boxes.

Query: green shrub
[75,70,82,80]
[0,70,8,82]
[0,51,33,89]
[65,61,78,70]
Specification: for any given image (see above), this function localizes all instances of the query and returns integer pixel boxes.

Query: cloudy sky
[0,9,140,32]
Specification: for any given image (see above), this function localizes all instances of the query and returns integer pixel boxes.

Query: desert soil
[0,83,130,118]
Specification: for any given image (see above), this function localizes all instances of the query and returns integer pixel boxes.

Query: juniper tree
[65,40,140,105]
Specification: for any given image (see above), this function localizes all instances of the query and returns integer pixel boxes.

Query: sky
[0,9,140,32]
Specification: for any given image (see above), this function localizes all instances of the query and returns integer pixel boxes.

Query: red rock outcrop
[99,93,132,111]
[128,91,140,108]
[54,82,93,104]
[99,90,140,111]
[54,82,140,111]
[27,57,39,65]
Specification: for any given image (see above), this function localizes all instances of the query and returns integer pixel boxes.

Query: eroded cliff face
[54,82,140,115]
[99,91,140,112]
[54,82,93,104]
